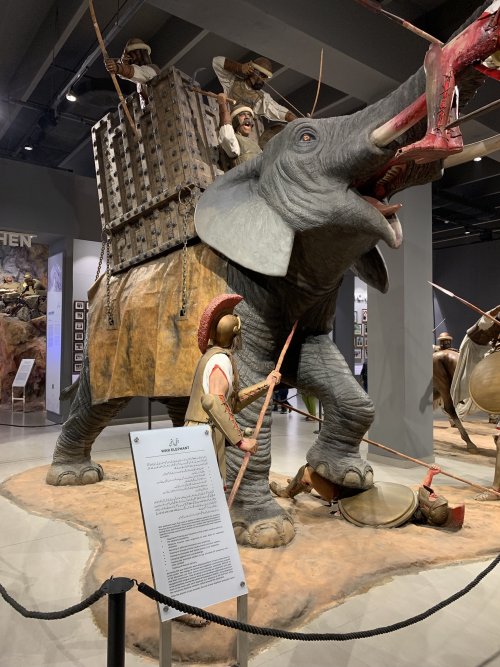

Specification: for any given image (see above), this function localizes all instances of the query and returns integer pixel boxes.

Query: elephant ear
[195,156,295,277]
[351,246,389,294]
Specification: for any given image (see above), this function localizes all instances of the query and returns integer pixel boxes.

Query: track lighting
[65,89,77,102]
[23,143,33,151]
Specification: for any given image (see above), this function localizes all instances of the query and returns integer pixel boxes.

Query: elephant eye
[300,131,316,142]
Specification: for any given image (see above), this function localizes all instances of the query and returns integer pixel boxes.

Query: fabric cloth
[213,56,289,122]
[450,336,488,417]
[119,64,158,85]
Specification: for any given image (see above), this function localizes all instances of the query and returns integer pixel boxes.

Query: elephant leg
[46,356,130,486]
[157,397,189,427]
[298,335,374,489]
[224,299,295,548]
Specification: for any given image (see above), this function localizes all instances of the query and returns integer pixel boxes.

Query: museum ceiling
[0,0,499,250]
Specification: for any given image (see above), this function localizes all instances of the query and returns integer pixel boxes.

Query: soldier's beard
[250,79,264,90]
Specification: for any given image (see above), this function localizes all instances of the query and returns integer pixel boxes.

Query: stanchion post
[159,619,172,667]
[103,577,134,667]
[236,593,248,667]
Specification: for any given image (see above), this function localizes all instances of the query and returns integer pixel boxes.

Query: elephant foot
[231,499,295,548]
[307,445,373,490]
[46,461,104,486]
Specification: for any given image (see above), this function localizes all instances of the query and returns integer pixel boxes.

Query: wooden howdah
[92,66,223,275]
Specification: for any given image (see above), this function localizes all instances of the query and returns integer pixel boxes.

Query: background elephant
[47,2,497,548]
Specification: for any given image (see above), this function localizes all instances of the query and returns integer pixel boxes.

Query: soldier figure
[212,55,296,123]
[105,37,160,105]
[19,273,45,295]
[185,293,280,482]
[217,94,262,167]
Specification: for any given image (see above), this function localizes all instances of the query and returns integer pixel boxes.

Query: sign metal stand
[11,359,35,412]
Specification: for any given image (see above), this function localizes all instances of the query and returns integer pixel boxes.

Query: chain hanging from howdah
[177,185,194,318]
[95,225,114,327]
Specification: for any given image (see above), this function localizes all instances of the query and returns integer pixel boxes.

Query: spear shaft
[429,281,500,327]
[354,0,443,45]
[227,321,298,508]
[273,400,500,498]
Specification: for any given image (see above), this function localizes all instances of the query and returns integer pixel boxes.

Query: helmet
[214,313,241,348]
[252,56,273,79]
[124,37,151,55]
[437,332,452,341]
[24,273,33,280]
[230,105,254,121]
[417,486,449,526]
[197,294,243,353]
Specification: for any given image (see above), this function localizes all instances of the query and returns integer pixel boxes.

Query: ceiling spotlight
[473,156,482,162]
[23,143,33,151]
[464,229,471,235]
[65,89,77,102]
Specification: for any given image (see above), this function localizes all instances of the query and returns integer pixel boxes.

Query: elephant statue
[46,2,499,548]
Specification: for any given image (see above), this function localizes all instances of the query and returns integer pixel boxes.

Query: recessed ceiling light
[65,90,77,102]
[464,229,471,235]
[24,144,33,151]
[473,156,482,162]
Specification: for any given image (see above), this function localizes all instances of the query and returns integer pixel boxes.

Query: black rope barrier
[137,552,500,640]
[0,581,108,619]
[1,553,499,641]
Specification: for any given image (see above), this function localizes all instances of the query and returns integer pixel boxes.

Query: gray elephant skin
[47,3,494,548]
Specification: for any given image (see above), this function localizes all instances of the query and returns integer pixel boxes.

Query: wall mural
[0,243,48,410]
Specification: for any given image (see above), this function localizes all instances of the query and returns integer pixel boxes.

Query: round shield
[338,482,417,528]
[469,351,500,414]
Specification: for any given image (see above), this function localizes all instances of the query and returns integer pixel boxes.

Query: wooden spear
[88,0,139,139]
[273,400,500,498]
[354,0,443,46]
[227,321,298,508]
[429,282,500,327]
[189,87,236,104]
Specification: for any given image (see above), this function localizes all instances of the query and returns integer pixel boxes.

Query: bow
[88,0,139,139]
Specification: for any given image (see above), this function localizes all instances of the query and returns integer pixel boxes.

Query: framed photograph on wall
[362,309,368,323]
[75,332,84,341]
[73,363,83,373]
[354,310,358,323]
[354,323,362,336]
[74,301,84,310]
[75,321,84,330]
[362,323,367,336]
[355,336,364,347]
[354,348,362,360]
[74,353,83,362]
[74,342,84,351]
[74,311,84,320]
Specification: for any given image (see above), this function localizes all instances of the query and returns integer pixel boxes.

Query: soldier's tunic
[185,346,239,480]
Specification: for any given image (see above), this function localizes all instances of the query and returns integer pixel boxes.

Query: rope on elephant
[1,555,499,637]
[138,552,500,640]
[0,581,107,620]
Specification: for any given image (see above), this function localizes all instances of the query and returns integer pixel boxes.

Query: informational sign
[130,426,248,622]
[46,252,63,413]
[12,359,35,388]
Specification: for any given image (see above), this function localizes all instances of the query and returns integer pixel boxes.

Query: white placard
[130,426,248,621]
[12,359,35,388]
